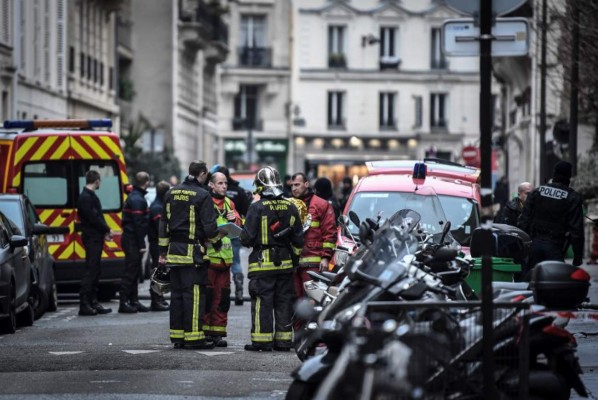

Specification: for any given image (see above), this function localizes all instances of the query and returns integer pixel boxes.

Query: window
[0,201,24,232]
[69,46,75,73]
[239,15,269,67]
[430,93,448,129]
[414,96,423,128]
[80,52,85,77]
[22,161,123,211]
[328,91,345,129]
[328,26,346,68]
[233,85,259,130]
[379,92,397,129]
[379,27,399,69]
[431,28,447,69]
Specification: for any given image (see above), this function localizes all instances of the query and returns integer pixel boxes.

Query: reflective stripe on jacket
[207,196,237,269]
[298,193,337,267]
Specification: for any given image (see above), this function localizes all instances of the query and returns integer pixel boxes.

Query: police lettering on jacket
[538,186,568,200]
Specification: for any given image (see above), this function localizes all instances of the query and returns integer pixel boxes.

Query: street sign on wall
[445,0,527,16]
[443,18,529,57]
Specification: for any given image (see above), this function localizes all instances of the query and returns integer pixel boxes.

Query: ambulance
[0,119,128,300]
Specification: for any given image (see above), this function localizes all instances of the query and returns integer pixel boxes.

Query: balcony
[178,0,229,56]
[328,53,347,69]
[232,117,263,131]
[380,119,398,131]
[327,118,346,130]
[379,56,401,71]
[238,47,272,68]
[431,119,448,133]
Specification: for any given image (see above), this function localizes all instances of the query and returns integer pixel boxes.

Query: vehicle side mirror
[358,221,373,246]
[439,221,452,244]
[10,235,28,250]
[348,210,360,227]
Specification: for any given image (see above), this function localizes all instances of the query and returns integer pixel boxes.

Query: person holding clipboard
[203,171,242,347]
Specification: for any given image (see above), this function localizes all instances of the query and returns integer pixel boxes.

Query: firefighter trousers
[248,273,295,348]
[203,268,231,337]
[169,266,208,345]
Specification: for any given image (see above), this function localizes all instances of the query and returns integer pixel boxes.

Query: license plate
[47,234,64,243]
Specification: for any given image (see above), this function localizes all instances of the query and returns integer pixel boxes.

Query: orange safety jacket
[298,191,337,267]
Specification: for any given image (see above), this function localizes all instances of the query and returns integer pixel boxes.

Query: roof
[355,173,477,199]
[0,194,23,201]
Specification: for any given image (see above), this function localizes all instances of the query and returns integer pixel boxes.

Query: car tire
[30,285,49,320]
[47,282,58,312]
[0,284,17,334]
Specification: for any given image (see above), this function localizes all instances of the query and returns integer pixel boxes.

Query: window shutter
[57,0,65,89]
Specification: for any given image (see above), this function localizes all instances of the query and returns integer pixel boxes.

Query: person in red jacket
[290,173,337,298]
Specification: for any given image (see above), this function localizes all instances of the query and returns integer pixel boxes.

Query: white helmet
[150,265,171,295]
[254,166,284,197]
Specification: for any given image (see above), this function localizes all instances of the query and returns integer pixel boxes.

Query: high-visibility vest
[207,197,234,269]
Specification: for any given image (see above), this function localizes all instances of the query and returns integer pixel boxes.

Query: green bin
[465,257,522,294]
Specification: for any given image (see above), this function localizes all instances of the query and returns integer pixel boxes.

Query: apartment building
[0,0,14,121]
[131,0,228,169]
[291,0,480,182]
[217,0,292,176]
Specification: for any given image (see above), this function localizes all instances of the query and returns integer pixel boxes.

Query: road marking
[195,351,235,356]
[177,381,194,384]
[90,380,121,383]
[49,351,84,355]
[122,350,161,354]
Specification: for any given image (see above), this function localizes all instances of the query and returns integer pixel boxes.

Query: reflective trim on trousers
[274,331,292,341]
[170,329,184,339]
[251,332,273,342]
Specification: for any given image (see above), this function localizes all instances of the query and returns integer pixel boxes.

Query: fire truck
[0,119,129,300]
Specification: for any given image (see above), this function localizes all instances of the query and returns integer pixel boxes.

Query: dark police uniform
[240,195,304,351]
[77,187,110,308]
[159,176,220,347]
[120,186,149,310]
[518,182,584,275]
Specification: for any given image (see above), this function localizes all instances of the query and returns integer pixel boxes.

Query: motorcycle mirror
[348,210,361,227]
[439,220,451,244]
[294,298,317,321]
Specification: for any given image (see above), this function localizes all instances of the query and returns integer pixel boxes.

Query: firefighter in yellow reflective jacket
[203,171,242,347]
[240,166,304,352]
[158,161,222,350]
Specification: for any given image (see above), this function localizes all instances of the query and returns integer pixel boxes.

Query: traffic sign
[442,18,529,57]
[445,0,526,16]
[462,145,480,164]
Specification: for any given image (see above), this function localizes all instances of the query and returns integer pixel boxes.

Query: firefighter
[158,161,222,349]
[290,173,337,297]
[203,171,242,347]
[119,171,151,313]
[148,180,170,311]
[240,167,304,352]
[518,161,584,278]
[210,165,250,306]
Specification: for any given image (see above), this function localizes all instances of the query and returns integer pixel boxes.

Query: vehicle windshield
[0,200,24,232]
[346,189,478,246]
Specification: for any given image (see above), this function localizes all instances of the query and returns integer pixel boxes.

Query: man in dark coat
[494,182,533,226]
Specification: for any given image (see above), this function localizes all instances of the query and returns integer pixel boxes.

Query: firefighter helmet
[150,265,171,295]
[254,166,283,197]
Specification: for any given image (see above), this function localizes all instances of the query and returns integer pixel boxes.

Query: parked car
[336,159,481,260]
[0,210,35,333]
[0,194,67,319]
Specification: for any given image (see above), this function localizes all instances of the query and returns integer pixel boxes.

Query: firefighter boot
[118,295,138,314]
[233,272,244,306]
[150,290,169,312]
[79,296,98,316]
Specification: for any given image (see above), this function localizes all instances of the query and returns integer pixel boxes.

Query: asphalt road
[0,257,597,399]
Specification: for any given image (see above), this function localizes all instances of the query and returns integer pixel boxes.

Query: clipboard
[218,223,243,238]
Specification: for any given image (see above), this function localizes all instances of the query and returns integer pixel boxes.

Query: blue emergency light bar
[3,119,113,130]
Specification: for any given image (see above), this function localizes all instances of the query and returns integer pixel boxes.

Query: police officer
[240,167,304,352]
[77,170,113,316]
[119,171,151,313]
[210,165,250,306]
[159,161,222,349]
[148,180,170,311]
[494,182,533,227]
[518,161,584,278]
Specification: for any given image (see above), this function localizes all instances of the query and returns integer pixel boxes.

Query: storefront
[224,139,289,176]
